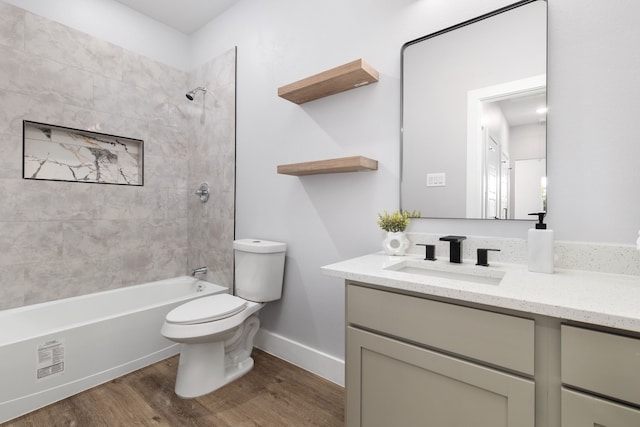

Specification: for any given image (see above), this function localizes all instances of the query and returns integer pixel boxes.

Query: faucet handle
[476,248,500,267]
[416,244,436,261]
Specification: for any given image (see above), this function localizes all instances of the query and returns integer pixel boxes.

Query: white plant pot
[382,231,410,256]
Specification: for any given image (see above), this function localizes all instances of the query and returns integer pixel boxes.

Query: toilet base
[174,314,260,398]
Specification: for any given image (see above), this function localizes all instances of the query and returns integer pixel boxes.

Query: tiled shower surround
[0,2,236,309]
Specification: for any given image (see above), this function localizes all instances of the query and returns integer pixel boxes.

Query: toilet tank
[233,239,286,302]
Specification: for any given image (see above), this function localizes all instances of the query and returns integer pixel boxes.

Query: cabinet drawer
[347,283,534,375]
[561,388,640,426]
[561,325,640,406]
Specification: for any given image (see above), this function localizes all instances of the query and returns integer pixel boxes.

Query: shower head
[186,86,207,101]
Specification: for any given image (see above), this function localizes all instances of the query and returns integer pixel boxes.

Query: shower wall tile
[0,45,94,109]
[121,49,188,94]
[92,76,158,121]
[0,2,24,50]
[144,154,189,190]
[147,123,189,159]
[23,256,123,305]
[0,7,235,308]
[166,189,189,220]
[24,12,124,81]
[120,245,188,286]
[0,221,63,266]
[0,265,25,310]
[0,180,99,221]
[0,90,67,135]
[62,219,148,259]
[187,48,236,289]
[92,187,166,221]
[61,104,150,141]
[191,48,236,90]
[0,133,22,180]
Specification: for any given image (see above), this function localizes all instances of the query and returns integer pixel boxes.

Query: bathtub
[0,276,227,423]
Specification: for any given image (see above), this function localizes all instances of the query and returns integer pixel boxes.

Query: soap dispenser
[528,212,554,274]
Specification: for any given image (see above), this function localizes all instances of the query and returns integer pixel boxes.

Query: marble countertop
[321,253,640,333]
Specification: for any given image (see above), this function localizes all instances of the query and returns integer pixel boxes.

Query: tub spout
[191,267,208,277]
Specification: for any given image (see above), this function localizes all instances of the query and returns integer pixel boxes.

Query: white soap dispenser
[528,212,554,274]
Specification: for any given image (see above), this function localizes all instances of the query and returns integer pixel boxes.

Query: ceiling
[113,0,240,34]
[496,91,547,127]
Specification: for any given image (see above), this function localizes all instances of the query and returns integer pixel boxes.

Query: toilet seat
[166,294,247,325]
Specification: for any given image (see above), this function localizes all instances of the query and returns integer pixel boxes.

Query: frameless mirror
[401,0,547,220]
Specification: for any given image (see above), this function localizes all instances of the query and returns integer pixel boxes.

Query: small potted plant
[377,210,420,255]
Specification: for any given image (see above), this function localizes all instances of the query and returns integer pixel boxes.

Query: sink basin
[385,260,504,286]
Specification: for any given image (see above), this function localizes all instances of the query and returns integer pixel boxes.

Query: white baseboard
[254,329,345,387]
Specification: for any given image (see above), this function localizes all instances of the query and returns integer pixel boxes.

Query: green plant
[376,210,421,232]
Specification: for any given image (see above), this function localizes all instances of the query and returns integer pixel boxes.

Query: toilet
[161,239,286,398]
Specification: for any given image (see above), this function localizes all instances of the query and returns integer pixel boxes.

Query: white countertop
[321,252,640,333]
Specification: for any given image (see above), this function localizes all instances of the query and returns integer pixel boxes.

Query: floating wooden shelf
[278,59,379,104]
[277,156,378,176]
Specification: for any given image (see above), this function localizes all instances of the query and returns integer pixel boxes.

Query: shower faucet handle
[195,182,210,203]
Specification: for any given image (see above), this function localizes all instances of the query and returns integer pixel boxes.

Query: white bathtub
[0,276,227,423]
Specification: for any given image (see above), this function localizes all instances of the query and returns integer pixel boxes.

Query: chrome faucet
[191,266,208,277]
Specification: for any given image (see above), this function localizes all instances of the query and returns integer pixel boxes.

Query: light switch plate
[426,172,446,187]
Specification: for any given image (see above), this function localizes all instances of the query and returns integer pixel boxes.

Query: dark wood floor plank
[5,349,344,427]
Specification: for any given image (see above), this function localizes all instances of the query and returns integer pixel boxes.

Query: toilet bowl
[161,239,286,398]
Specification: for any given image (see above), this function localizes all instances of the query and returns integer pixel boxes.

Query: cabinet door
[562,388,640,427]
[346,326,535,427]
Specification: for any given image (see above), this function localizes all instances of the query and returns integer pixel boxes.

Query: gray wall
[190,0,640,362]
[0,2,236,309]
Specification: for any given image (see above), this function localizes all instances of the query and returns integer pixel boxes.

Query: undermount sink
[384,260,505,286]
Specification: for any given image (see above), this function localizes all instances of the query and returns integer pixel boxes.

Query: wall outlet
[426,172,446,187]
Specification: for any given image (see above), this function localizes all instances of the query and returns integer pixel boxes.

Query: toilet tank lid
[233,239,286,253]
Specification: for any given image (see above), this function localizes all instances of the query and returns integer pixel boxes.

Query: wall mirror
[401,0,547,220]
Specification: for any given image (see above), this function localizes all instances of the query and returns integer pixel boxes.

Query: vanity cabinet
[560,325,640,426]
[346,283,535,427]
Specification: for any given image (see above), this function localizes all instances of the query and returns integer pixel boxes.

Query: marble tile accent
[23,122,143,185]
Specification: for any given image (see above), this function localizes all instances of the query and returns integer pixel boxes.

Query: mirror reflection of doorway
[514,158,546,218]
[484,134,500,219]
[466,74,546,219]
[500,152,510,219]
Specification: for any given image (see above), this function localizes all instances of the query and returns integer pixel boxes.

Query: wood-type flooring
[5,349,344,427]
